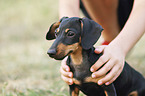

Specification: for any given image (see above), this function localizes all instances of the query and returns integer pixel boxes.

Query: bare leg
[82,0,120,42]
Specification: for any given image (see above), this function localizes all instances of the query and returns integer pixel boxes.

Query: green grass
[0,0,145,96]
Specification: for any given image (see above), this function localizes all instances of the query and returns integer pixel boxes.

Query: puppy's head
[46,17,103,60]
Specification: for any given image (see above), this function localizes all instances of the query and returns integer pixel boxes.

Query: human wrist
[109,38,128,57]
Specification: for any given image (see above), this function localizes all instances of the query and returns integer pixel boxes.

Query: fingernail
[95,48,101,52]
[69,80,73,85]
[98,80,103,85]
[105,82,110,85]
[66,68,69,72]
[69,73,72,77]
[90,68,94,72]
[92,74,96,78]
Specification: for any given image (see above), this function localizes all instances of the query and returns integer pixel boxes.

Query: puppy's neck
[70,45,83,65]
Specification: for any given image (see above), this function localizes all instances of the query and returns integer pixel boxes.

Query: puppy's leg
[102,83,117,96]
[69,85,79,96]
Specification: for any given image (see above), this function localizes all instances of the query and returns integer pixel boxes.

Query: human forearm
[111,0,145,56]
[59,0,80,18]
[90,0,145,85]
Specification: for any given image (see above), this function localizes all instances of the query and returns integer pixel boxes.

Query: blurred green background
[0,0,145,96]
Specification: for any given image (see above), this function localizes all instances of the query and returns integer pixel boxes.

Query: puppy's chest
[67,48,102,83]
[67,52,93,81]
[70,60,92,81]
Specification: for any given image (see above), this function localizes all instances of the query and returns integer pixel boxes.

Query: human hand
[60,57,74,85]
[90,43,125,85]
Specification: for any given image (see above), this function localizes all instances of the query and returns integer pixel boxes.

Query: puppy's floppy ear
[59,16,68,22]
[46,22,60,40]
[80,17,103,50]
[46,16,68,40]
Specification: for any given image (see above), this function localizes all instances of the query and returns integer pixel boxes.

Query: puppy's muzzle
[47,49,56,57]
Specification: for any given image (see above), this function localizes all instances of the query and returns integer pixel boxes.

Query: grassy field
[0,0,145,96]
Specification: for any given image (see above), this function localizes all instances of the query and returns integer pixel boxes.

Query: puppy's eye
[67,31,75,37]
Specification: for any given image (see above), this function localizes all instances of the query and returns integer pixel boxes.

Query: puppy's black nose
[47,49,56,56]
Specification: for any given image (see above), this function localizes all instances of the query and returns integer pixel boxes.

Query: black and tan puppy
[46,17,145,96]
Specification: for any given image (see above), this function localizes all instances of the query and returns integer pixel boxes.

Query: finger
[60,66,73,78]
[61,56,68,66]
[91,59,115,78]
[61,56,70,72]
[90,55,109,72]
[105,72,120,85]
[61,75,73,85]
[105,64,124,85]
[98,63,123,85]
[94,45,107,54]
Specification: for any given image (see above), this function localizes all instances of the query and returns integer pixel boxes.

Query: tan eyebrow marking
[65,28,69,33]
